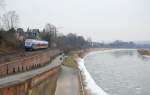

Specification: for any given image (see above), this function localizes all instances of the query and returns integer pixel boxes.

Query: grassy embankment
[63,54,78,68]
[63,49,88,95]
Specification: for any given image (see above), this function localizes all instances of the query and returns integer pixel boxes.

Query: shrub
[0,29,22,49]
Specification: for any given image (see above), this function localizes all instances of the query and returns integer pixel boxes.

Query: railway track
[0,49,52,63]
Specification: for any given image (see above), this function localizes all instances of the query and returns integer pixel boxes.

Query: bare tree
[0,0,4,29]
[2,11,19,30]
[43,23,57,47]
[45,23,52,32]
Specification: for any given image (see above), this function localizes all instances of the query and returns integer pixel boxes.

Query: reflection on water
[109,50,135,58]
[85,49,150,95]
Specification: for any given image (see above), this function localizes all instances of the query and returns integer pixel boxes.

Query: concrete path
[0,55,63,88]
[55,66,80,95]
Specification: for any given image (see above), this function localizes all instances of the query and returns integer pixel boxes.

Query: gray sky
[5,0,150,42]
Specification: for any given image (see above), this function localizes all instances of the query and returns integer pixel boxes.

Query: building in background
[25,28,40,39]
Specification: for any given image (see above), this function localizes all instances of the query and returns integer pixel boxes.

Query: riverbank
[76,48,109,95]
[55,48,110,95]
[70,48,110,58]
[137,49,150,57]
[64,48,110,95]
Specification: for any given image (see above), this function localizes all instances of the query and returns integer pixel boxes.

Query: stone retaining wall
[0,50,60,77]
[0,66,60,95]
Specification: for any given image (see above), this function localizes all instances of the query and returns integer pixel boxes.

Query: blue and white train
[25,39,48,50]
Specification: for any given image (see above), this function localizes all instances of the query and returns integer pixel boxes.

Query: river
[84,49,150,95]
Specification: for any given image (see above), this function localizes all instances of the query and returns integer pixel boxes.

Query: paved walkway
[0,55,63,88]
[55,66,80,95]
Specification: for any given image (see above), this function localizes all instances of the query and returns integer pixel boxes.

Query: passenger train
[25,39,48,50]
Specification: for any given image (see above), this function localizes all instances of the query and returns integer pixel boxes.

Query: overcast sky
[4,0,150,42]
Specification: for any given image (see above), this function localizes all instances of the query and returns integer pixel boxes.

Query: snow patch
[77,58,108,95]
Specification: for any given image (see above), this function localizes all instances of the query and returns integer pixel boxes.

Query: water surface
[85,49,150,95]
